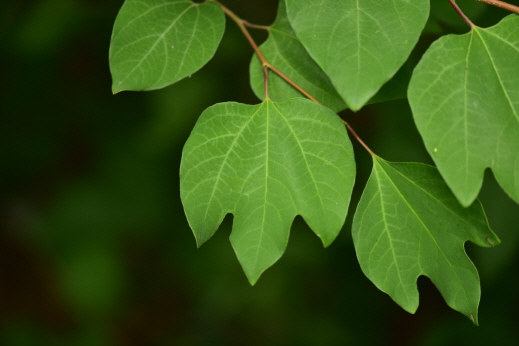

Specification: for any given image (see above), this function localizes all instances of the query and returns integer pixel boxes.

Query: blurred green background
[1,0,519,345]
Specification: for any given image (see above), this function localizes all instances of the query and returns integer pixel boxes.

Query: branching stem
[449,0,475,28]
[209,0,375,155]
[476,0,519,14]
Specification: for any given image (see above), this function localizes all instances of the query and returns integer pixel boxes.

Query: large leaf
[180,98,355,284]
[352,158,499,324]
[408,15,519,206]
[285,0,429,111]
[109,0,224,93]
[249,1,412,112]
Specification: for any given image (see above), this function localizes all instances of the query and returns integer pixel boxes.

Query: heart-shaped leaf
[180,98,356,284]
[285,0,429,111]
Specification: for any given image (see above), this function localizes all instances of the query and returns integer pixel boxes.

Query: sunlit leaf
[180,98,355,284]
[408,15,519,206]
[352,158,499,324]
[285,0,429,111]
[109,0,225,93]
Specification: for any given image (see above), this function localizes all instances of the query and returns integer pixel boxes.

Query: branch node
[448,0,475,28]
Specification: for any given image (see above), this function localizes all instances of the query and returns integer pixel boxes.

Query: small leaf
[109,0,225,93]
[249,1,412,112]
[352,158,499,324]
[408,15,519,206]
[285,0,429,111]
[180,98,355,284]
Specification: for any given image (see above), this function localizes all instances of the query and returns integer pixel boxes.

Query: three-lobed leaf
[409,15,519,206]
[285,0,429,111]
[109,0,225,93]
[352,158,499,324]
[180,98,356,284]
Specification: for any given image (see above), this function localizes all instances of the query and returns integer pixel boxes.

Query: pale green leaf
[249,1,412,111]
[285,0,428,111]
[180,98,355,284]
[408,15,519,206]
[352,158,499,324]
[109,0,224,93]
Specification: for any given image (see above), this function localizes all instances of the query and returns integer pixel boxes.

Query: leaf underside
[109,0,225,93]
[352,158,499,324]
[285,0,429,111]
[180,98,356,284]
[409,15,519,206]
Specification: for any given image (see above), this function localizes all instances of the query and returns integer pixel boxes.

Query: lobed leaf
[352,158,499,324]
[109,0,225,93]
[285,0,429,111]
[408,15,519,206]
[180,98,355,284]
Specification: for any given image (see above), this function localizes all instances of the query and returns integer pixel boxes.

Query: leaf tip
[469,312,478,326]
[111,84,124,95]
[244,270,261,286]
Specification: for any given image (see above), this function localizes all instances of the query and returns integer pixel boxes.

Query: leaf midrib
[200,104,266,228]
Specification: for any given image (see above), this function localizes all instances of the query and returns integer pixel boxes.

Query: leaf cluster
[109,0,519,323]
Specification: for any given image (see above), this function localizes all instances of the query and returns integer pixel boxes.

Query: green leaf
[352,158,499,324]
[285,0,429,111]
[408,15,519,206]
[249,1,347,112]
[180,98,356,284]
[249,1,413,112]
[109,0,225,93]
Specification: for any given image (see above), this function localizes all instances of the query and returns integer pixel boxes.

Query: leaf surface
[352,158,499,324]
[109,0,224,93]
[285,0,428,111]
[408,15,519,206]
[180,98,355,284]
[249,1,412,112]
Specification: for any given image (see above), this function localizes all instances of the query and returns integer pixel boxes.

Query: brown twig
[449,0,475,28]
[343,121,376,156]
[209,0,320,103]
[476,0,519,14]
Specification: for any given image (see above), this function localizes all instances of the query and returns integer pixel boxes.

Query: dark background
[1,0,519,345]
